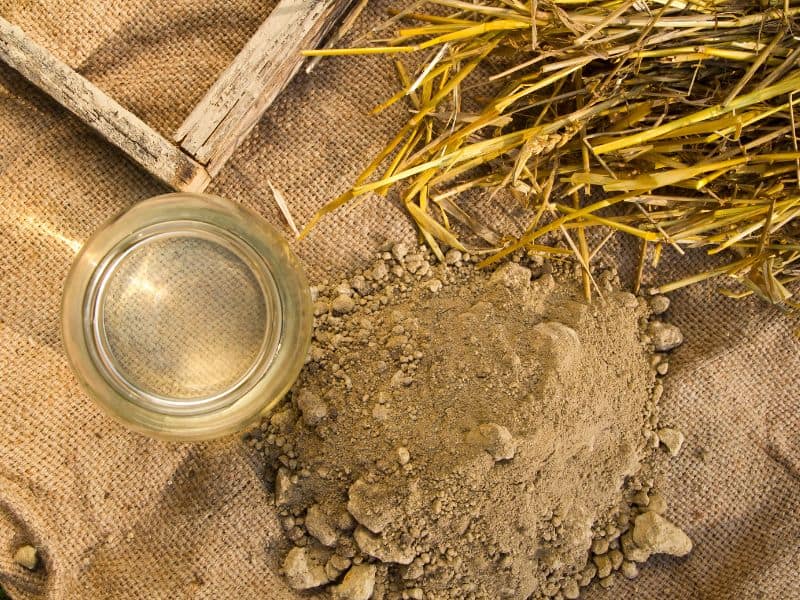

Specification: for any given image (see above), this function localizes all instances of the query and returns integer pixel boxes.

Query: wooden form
[0,16,210,191]
[0,0,355,191]
[176,0,356,177]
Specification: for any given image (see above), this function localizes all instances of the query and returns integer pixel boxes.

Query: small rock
[331,564,377,600]
[275,468,292,506]
[593,553,612,579]
[599,574,615,589]
[608,549,624,570]
[354,526,416,564]
[13,545,38,570]
[562,578,580,599]
[466,423,516,461]
[489,262,532,289]
[283,547,330,590]
[306,504,338,547]
[371,261,389,280]
[657,427,685,457]
[351,275,369,295]
[444,249,462,265]
[287,525,304,542]
[296,389,328,426]
[329,554,352,573]
[336,508,357,532]
[621,561,639,579]
[649,295,671,315]
[332,295,356,315]
[631,491,650,507]
[406,588,424,600]
[648,321,683,352]
[614,291,639,309]
[397,447,411,465]
[632,511,692,557]
[578,563,597,586]
[390,370,414,387]
[270,408,296,432]
[591,538,609,555]
[402,558,425,580]
[656,361,669,375]
[405,256,424,274]
[336,282,354,297]
[308,345,326,363]
[426,279,443,293]
[392,242,410,262]
[347,479,393,533]
[325,554,351,581]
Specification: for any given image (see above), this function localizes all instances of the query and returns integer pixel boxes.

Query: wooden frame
[0,0,356,192]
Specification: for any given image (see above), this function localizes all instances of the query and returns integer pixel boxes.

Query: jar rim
[62,192,313,441]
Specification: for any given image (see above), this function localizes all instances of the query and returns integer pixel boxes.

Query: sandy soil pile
[247,245,690,600]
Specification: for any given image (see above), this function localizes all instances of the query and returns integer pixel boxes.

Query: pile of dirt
[247,245,690,600]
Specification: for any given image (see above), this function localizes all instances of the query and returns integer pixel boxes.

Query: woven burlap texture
[0,1,798,598]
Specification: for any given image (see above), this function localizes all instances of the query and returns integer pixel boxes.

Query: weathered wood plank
[0,16,210,192]
[175,0,356,177]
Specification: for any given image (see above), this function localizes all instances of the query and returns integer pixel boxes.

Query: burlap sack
[0,1,797,598]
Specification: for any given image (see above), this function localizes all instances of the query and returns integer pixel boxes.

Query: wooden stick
[0,16,210,192]
[175,0,356,177]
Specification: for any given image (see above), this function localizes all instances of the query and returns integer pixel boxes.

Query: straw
[303,0,800,307]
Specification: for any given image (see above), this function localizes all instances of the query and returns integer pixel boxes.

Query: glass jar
[62,192,312,441]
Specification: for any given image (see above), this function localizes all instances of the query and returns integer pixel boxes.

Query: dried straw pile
[305,0,800,307]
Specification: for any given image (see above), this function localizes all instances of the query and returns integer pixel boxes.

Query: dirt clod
[306,504,338,547]
[283,546,329,590]
[331,564,377,600]
[332,295,356,315]
[296,390,328,426]
[649,295,671,315]
[621,561,639,579]
[466,423,516,461]
[354,526,416,565]
[13,545,38,570]
[631,512,692,557]
[648,321,684,352]
[657,428,685,457]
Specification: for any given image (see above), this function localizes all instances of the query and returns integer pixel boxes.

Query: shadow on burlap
[0,1,798,598]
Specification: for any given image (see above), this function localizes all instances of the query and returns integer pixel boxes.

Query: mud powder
[249,245,690,600]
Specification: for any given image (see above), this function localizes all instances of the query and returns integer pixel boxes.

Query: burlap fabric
[0,1,798,598]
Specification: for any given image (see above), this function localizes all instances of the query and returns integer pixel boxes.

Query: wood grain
[0,16,210,192]
[175,0,356,176]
